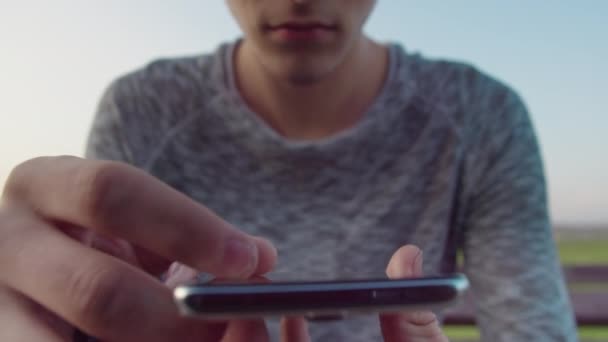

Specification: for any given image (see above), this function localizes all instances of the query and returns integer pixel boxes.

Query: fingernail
[253,237,278,273]
[413,250,424,277]
[254,236,278,263]
[167,262,182,277]
[164,262,200,288]
[224,238,257,278]
[255,237,278,259]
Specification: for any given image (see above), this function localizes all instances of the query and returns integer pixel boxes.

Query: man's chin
[285,72,324,86]
[259,51,340,86]
[279,64,337,86]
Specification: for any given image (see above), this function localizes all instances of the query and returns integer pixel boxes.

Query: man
[0,0,576,341]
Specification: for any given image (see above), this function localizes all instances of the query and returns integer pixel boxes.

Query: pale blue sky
[1,1,606,225]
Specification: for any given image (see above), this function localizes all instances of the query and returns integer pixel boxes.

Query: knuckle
[409,312,446,340]
[3,157,49,199]
[0,205,33,272]
[68,265,134,331]
[0,207,26,236]
[410,311,437,326]
[0,208,39,262]
[3,156,79,201]
[76,162,133,228]
[0,206,15,230]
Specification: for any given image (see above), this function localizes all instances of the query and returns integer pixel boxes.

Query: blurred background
[1,1,606,227]
[1,1,607,339]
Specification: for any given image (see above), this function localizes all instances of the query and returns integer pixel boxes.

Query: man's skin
[0,0,448,340]
[227,0,388,140]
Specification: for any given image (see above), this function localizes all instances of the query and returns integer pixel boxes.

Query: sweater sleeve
[84,67,169,168]
[85,78,136,164]
[461,79,577,341]
[84,56,210,170]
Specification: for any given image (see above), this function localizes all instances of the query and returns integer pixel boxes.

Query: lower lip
[269,27,334,42]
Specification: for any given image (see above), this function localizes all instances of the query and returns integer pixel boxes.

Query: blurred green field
[445,326,608,341]
[446,235,608,341]
[557,238,608,265]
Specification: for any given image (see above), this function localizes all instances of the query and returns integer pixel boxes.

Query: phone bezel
[174,274,469,320]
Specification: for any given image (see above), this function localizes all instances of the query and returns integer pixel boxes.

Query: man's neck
[234,37,389,140]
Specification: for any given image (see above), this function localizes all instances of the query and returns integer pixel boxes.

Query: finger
[0,214,225,341]
[280,317,310,342]
[221,319,269,342]
[5,156,277,278]
[161,239,277,284]
[164,262,201,289]
[164,264,274,290]
[385,245,423,279]
[0,286,71,342]
[59,223,141,268]
[252,236,278,275]
[380,245,447,342]
[379,313,446,342]
[62,223,173,279]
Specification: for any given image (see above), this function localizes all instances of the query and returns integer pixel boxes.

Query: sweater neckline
[218,39,411,150]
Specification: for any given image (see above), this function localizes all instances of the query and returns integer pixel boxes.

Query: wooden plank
[570,292,608,326]
[563,265,608,283]
[443,293,475,325]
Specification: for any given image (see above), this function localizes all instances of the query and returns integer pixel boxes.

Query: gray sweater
[86,41,577,341]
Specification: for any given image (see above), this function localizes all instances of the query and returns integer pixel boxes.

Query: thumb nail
[413,250,424,277]
[164,262,199,289]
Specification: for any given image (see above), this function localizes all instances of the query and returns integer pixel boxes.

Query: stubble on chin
[285,70,325,86]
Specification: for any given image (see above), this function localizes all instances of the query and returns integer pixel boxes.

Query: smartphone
[174,273,468,321]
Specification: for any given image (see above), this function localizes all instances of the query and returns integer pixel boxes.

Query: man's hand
[0,156,279,341]
[380,245,449,342]
[167,246,449,342]
[164,263,312,342]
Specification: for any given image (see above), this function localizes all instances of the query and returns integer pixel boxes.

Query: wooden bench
[442,265,608,326]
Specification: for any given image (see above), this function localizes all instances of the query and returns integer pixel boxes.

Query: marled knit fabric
[85,41,577,341]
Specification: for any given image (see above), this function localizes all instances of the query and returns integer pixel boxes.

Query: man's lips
[264,21,337,42]
[266,22,337,32]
